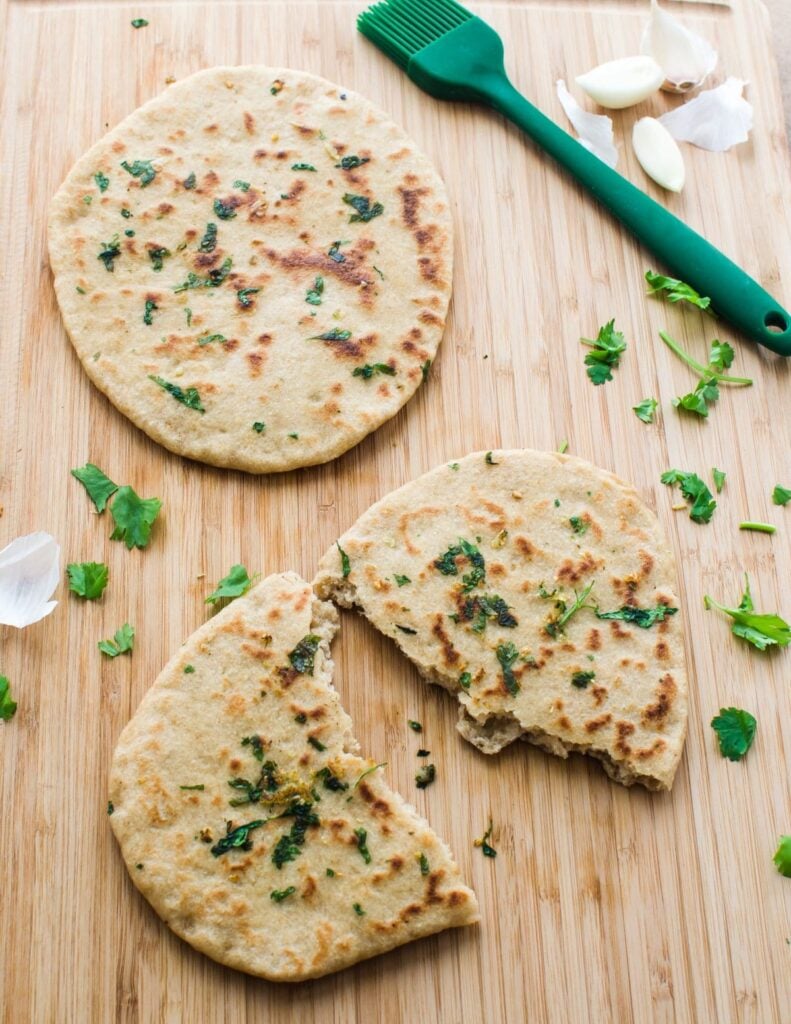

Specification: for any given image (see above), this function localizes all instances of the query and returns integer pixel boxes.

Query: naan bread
[49,67,452,472]
[109,573,477,981]
[315,450,688,790]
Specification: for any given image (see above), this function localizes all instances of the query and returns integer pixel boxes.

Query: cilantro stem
[658,332,752,385]
[739,521,776,534]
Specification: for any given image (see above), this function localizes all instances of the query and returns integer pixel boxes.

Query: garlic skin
[659,78,753,152]
[576,56,665,110]
[556,79,618,168]
[632,117,685,192]
[0,532,60,628]
[641,0,718,93]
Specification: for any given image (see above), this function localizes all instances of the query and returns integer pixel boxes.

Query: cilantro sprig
[661,470,716,524]
[710,707,756,761]
[704,575,790,651]
[71,464,161,549]
[659,332,752,418]
[645,270,711,311]
[67,562,109,600]
[205,565,255,605]
[580,320,626,385]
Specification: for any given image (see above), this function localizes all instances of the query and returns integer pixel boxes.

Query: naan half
[109,573,477,981]
[315,450,688,790]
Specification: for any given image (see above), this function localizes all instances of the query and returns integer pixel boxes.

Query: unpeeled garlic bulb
[632,117,685,192]
[641,0,717,93]
[576,56,665,109]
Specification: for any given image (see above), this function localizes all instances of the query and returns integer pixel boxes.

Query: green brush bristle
[358,0,471,68]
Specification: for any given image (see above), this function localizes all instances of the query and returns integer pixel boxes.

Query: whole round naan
[49,67,452,472]
[315,450,688,790]
[109,573,477,981]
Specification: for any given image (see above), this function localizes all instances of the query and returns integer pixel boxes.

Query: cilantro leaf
[710,707,757,761]
[337,542,351,578]
[211,819,266,857]
[98,235,121,272]
[342,193,384,223]
[633,398,658,423]
[213,197,237,220]
[270,886,297,902]
[147,246,170,272]
[305,276,324,305]
[704,575,790,651]
[645,270,711,311]
[335,156,370,170]
[580,320,626,385]
[672,377,719,418]
[67,562,109,600]
[496,641,520,695]
[0,676,17,722]
[109,486,162,549]
[205,565,255,605]
[352,363,395,379]
[98,623,135,657]
[311,328,351,342]
[594,604,677,628]
[772,485,791,507]
[94,171,110,192]
[71,463,118,512]
[198,223,217,252]
[149,375,205,412]
[288,635,321,675]
[120,159,156,187]
[708,340,734,372]
[173,257,232,292]
[712,468,726,493]
[131,18,149,28]
[237,287,260,308]
[394,574,411,587]
[661,469,716,524]
[774,835,791,878]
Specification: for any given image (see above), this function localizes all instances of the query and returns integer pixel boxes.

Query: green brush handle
[410,22,791,355]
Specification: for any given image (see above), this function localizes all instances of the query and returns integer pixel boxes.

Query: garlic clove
[556,79,618,168]
[659,78,753,151]
[632,117,685,192]
[641,0,717,93]
[0,532,60,629]
[575,55,665,109]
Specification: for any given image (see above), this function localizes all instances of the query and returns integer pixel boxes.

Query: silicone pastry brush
[357,0,791,355]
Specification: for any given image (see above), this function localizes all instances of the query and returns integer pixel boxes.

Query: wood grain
[1,1,790,1021]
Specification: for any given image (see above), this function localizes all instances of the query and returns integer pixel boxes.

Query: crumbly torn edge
[317,575,675,792]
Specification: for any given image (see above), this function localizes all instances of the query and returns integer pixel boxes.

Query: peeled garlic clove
[659,78,753,151]
[575,55,665,109]
[632,117,685,192]
[641,0,717,93]
[0,532,60,628]
[556,79,618,168]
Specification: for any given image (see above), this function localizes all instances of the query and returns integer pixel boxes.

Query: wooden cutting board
[1,1,790,1020]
